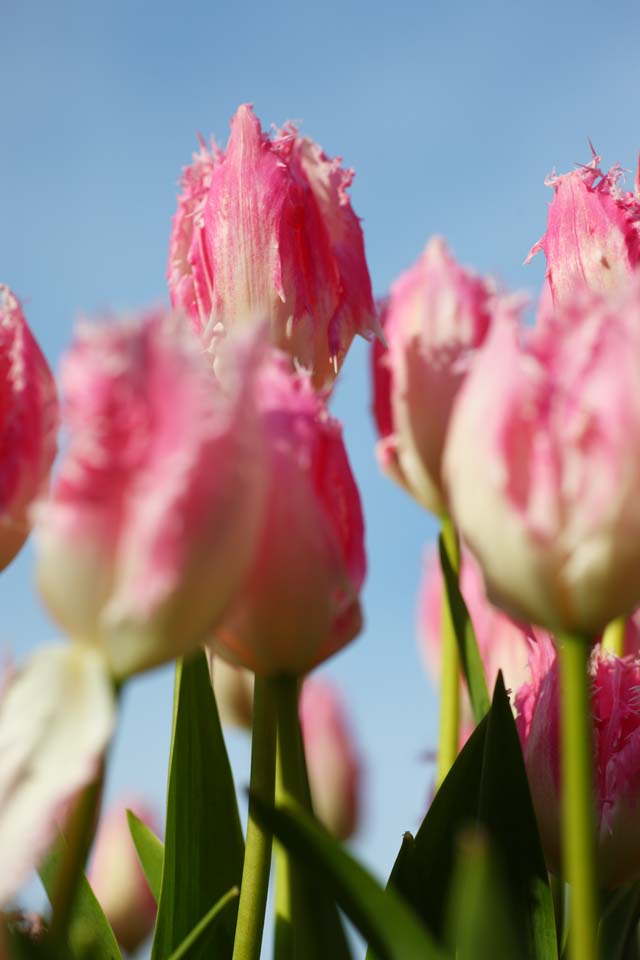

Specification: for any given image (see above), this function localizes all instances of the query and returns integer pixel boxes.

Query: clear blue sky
[2,0,639,954]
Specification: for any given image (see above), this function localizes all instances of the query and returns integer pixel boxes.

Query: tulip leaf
[438,532,491,724]
[126,808,164,903]
[598,880,640,959]
[251,792,446,960]
[39,840,122,960]
[151,651,244,960]
[167,887,239,960]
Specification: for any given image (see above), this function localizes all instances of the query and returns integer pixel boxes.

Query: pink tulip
[89,798,158,953]
[35,309,265,678]
[527,149,640,307]
[211,351,366,676]
[300,679,361,841]
[0,285,57,571]
[444,284,640,635]
[168,104,377,388]
[418,547,532,743]
[516,634,640,886]
[371,238,495,515]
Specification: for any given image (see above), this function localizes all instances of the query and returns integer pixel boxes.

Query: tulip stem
[232,677,277,960]
[601,616,626,657]
[558,632,598,960]
[436,513,461,788]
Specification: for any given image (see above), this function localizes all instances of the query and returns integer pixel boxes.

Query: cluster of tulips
[2,102,640,960]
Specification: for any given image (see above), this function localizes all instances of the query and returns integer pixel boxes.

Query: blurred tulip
[516,634,640,887]
[89,799,158,953]
[444,285,640,635]
[208,653,254,729]
[371,238,495,514]
[528,149,640,307]
[418,547,532,743]
[0,285,57,571]
[35,309,265,679]
[211,351,366,676]
[168,103,377,387]
[0,645,115,906]
[300,679,361,841]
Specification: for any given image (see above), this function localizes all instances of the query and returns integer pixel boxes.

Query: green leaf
[438,532,491,724]
[598,880,640,960]
[252,792,446,960]
[167,887,239,960]
[151,651,244,960]
[126,809,164,903]
[39,841,122,960]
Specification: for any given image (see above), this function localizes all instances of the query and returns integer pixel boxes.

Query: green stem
[50,762,105,945]
[436,514,461,787]
[232,677,277,960]
[601,616,626,657]
[558,632,598,960]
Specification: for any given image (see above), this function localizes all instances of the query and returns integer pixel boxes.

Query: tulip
[211,351,366,676]
[0,645,115,907]
[168,104,377,388]
[0,285,58,571]
[371,238,495,515]
[516,634,640,887]
[35,309,265,679]
[444,284,640,635]
[418,547,532,743]
[299,679,361,841]
[527,148,640,307]
[208,653,254,730]
[89,798,158,953]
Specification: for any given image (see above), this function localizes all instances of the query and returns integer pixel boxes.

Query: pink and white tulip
[35,309,265,679]
[371,238,495,515]
[300,680,361,841]
[168,104,377,387]
[516,634,640,886]
[418,547,532,743]
[211,352,366,676]
[444,285,640,635]
[89,798,158,953]
[0,645,115,906]
[0,285,57,571]
[527,149,640,307]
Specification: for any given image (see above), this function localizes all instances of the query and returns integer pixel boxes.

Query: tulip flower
[371,238,495,515]
[444,284,640,635]
[211,351,366,676]
[168,104,377,387]
[527,149,640,307]
[418,547,532,743]
[89,798,158,953]
[35,309,265,679]
[0,285,58,571]
[516,634,640,887]
[0,645,115,907]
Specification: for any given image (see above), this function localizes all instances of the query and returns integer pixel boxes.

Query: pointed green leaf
[151,651,244,960]
[40,841,122,960]
[598,880,640,960]
[126,809,164,903]
[252,793,446,960]
[438,532,491,724]
[167,887,239,960]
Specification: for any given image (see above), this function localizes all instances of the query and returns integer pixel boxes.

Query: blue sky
[2,0,640,954]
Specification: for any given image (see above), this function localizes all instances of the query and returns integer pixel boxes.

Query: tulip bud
[211,351,366,676]
[418,547,532,744]
[527,149,640,306]
[372,238,494,515]
[444,285,640,635]
[0,644,115,907]
[0,285,58,571]
[168,104,378,387]
[516,635,640,886]
[208,653,254,730]
[35,310,265,679]
[89,799,158,953]
[300,680,361,840]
